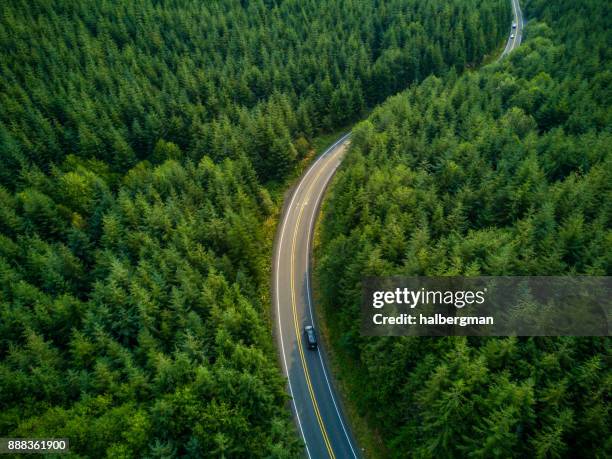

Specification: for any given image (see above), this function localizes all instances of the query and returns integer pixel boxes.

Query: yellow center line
[290,150,340,459]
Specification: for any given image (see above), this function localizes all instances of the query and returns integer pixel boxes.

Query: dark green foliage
[0,0,509,183]
[0,157,300,457]
[317,0,611,457]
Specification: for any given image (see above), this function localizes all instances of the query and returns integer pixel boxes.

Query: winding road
[272,2,523,458]
[273,133,357,459]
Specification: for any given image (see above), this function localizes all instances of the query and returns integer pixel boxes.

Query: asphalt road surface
[273,133,358,459]
[272,2,523,458]
[500,0,524,59]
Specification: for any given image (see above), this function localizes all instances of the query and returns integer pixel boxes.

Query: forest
[317,0,611,457]
[0,0,509,183]
[0,0,511,457]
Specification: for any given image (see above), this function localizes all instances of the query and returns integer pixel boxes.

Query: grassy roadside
[265,126,353,202]
[481,38,509,66]
[311,174,388,459]
[260,126,353,341]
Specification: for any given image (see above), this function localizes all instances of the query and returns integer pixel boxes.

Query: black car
[304,325,317,350]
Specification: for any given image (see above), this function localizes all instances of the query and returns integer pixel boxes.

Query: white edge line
[304,153,359,458]
[275,132,351,458]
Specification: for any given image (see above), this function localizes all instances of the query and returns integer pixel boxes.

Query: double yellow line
[290,153,337,459]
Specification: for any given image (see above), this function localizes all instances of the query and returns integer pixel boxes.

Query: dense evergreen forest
[0,0,509,183]
[317,0,611,457]
[0,0,511,457]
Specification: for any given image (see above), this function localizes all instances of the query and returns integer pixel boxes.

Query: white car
[510,34,515,39]
[512,23,517,29]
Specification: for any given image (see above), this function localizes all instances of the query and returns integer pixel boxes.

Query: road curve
[272,2,522,458]
[273,133,358,459]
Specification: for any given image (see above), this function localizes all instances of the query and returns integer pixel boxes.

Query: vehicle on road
[511,34,515,39]
[512,22,517,28]
[304,325,318,350]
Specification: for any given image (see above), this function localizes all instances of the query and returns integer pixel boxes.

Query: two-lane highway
[272,2,523,457]
[500,0,524,59]
[273,134,358,458]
